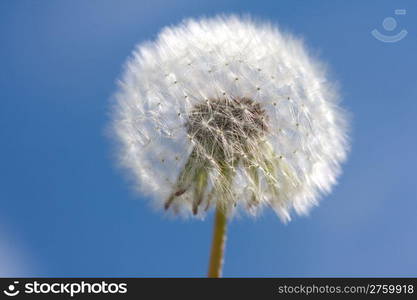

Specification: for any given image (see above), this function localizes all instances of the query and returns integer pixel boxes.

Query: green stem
[207,205,228,278]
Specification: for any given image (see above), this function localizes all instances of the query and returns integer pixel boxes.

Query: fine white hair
[111,15,349,222]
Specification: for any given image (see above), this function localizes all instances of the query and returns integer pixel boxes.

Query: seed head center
[186,97,268,158]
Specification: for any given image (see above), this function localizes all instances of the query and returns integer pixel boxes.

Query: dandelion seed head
[111,15,349,222]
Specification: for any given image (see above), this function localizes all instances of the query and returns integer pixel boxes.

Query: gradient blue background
[1,0,416,277]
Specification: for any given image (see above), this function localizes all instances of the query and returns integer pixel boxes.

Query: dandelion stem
[207,205,227,278]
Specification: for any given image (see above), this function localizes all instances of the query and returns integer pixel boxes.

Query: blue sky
[1,0,416,277]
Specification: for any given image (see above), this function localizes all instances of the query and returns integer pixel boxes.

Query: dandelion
[111,15,349,277]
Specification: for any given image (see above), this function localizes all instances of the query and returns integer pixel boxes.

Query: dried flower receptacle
[165,97,270,215]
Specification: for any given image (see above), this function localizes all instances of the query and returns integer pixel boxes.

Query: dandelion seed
[110,15,349,277]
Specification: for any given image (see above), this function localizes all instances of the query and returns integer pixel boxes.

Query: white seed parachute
[111,15,349,222]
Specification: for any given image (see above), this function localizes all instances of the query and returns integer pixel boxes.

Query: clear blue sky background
[1,0,416,277]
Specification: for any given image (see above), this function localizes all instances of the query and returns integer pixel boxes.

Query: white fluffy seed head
[111,15,349,222]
